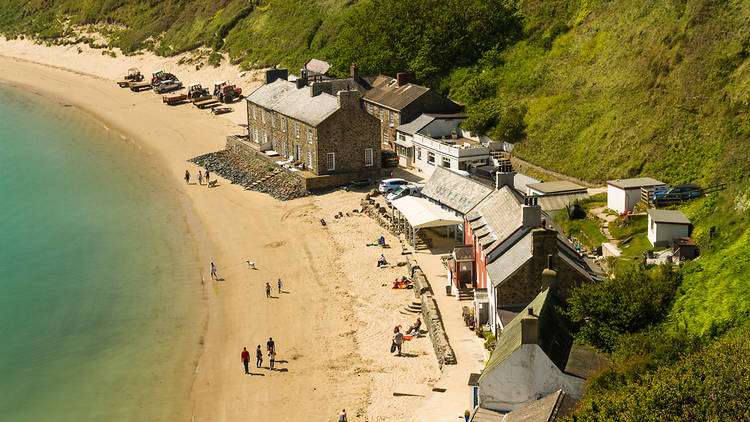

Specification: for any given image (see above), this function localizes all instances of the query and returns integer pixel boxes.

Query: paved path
[407,249,487,422]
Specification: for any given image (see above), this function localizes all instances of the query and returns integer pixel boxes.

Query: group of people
[184,168,210,185]
[241,337,278,373]
[390,318,421,356]
[265,279,282,298]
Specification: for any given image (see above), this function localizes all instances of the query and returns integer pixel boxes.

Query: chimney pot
[528,307,534,316]
[350,63,358,80]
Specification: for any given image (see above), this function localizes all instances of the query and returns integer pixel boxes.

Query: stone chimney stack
[541,254,558,292]
[396,72,411,87]
[337,89,361,109]
[522,196,542,228]
[350,63,359,80]
[309,81,331,97]
[265,68,288,84]
[495,163,515,190]
[521,307,539,345]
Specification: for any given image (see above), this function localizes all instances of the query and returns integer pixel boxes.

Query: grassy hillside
[0,0,352,69]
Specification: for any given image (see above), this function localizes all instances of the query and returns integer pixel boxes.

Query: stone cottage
[245,71,381,179]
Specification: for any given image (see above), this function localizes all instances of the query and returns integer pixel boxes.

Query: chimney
[350,63,358,80]
[521,307,539,345]
[295,78,306,89]
[522,196,542,228]
[495,163,514,190]
[265,68,288,84]
[396,72,411,87]
[309,81,331,97]
[337,90,361,109]
[541,254,558,292]
[532,228,558,260]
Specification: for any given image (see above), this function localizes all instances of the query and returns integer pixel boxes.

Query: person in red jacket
[241,347,250,374]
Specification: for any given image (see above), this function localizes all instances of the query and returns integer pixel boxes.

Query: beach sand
[0,40,440,420]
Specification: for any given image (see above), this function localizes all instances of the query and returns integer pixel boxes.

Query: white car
[386,184,423,203]
[378,178,409,193]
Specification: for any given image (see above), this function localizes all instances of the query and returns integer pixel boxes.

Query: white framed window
[262,130,267,144]
[281,118,286,132]
[295,122,300,138]
[306,151,313,169]
[368,103,373,113]
[252,105,257,120]
[282,142,287,156]
[326,152,336,171]
[261,109,266,124]
[379,108,383,121]
[253,127,259,142]
[307,128,313,144]
[427,152,435,165]
[383,131,389,144]
[416,148,422,160]
[271,112,275,128]
[389,111,394,126]
[442,157,451,167]
[364,148,373,167]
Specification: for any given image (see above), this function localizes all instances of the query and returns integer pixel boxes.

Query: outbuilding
[526,181,587,197]
[606,177,665,213]
[647,209,691,247]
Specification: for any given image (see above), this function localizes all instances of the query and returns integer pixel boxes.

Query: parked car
[653,184,702,202]
[378,178,409,193]
[381,149,399,167]
[154,80,183,94]
[386,184,423,203]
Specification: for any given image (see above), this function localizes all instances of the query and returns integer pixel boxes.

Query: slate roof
[421,167,493,215]
[647,209,691,224]
[246,79,340,127]
[536,192,589,212]
[480,289,573,380]
[502,390,579,422]
[607,177,664,189]
[362,75,430,110]
[454,245,474,261]
[526,181,587,195]
[486,232,534,287]
[305,58,330,75]
[465,187,524,252]
[396,114,435,135]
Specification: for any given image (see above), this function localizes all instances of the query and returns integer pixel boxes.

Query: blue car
[654,184,702,202]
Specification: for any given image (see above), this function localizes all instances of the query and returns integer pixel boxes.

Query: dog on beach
[246,260,257,270]
[208,178,218,187]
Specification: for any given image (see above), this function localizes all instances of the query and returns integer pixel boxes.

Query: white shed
[647,209,690,247]
[607,177,665,213]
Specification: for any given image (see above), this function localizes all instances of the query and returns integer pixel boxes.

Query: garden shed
[607,177,665,213]
[647,209,691,247]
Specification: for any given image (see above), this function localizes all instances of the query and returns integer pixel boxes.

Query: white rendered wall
[649,219,689,246]
[624,188,643,212]
[478,345,585,412]
[607,185,626,213]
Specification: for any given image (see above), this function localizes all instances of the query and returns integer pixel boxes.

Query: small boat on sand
[211,106,233,115]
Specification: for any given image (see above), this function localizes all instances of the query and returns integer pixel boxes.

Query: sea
[0,83,203,421]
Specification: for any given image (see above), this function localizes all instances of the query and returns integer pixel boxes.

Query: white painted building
[606,177,665,213]
[647,209,691,247]
[395,114,491,175]
[477,289,608,412]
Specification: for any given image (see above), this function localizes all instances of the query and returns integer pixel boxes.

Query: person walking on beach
[184,170,190,184]
[256,345,263,368]
[392,325,404,356]
[338,409,348,422]
[268,349,276,370]
[197,170,203,185]
[205,169,210,187]
[210,262,218,280]
[266,281,271,298]
[241,347,250,374]
[267,337,275,354]
[277,278,282,294]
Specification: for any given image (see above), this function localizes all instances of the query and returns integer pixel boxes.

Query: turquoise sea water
[0,84,202,420]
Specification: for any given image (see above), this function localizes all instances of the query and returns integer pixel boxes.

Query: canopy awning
[392,196,463,229]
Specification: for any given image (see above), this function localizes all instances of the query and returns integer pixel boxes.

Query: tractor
[151,70,178,87]
[213,81,243,103]
[187,83,210,100]
[124,68,143,81]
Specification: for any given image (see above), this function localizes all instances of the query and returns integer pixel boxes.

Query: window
[442,157,451,167]
[261,109,265,124]
[306,151,313,169]
[281,118,286,132]
[326,152,336,171]
[383,131,389,145]
[379,109,383,121]
[416,148,422,160]
[307,128,313,144]
[364,148,373,167]
[368,103,373,113]
[252,106,256,120]
[282,142,287,157]
[295,122,300,138]
[389,111,394,126]
[253,127,259,142]
[271,112,275,127]
[427,152,435,165]
[272,135,277,150]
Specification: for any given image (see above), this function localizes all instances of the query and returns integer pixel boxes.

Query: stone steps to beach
[400,300,422,315]
[246,168,282,190]
[457,288,474,301]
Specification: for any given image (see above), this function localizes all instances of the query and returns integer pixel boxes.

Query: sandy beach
[0,40,442,420]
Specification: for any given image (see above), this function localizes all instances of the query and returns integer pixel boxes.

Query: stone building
[357,66,462,150]
[245,71,381,178]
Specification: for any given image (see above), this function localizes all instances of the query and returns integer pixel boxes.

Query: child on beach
[256,345,263,368]
[210,262,218,280]
[268,349,276,370]
[184,170,190,184]
[277,279,282,294]
[197,171,203,185]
